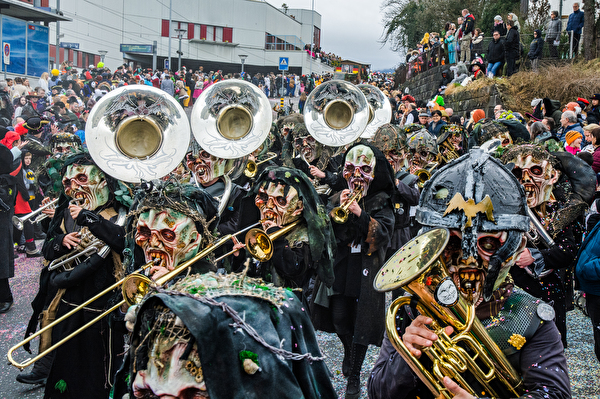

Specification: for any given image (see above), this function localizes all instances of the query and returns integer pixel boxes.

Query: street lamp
[238,54,248,75]
[98,50,108,63]
[175,28,187,72]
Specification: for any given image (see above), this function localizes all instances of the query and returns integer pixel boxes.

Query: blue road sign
[279,57,289,71]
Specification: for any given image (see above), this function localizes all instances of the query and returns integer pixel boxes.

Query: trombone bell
[115,116,163,159]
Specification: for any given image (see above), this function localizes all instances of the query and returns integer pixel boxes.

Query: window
[187,22,233,43]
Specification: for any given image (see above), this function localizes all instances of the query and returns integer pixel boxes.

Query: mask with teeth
[62,164,109,210]
[408,146,437,174]
[444,229,526,306]
[255,182,303,231]
[343,145,376,197]
[135,208,201,280]
[508,153,559,209]
[293,134,322,163]
[385,150,409,174]
[185,150,231,185]
[132,311,208,399]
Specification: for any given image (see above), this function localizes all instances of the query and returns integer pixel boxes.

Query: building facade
[47,0,333,75]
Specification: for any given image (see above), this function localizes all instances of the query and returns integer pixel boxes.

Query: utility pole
[168,0,172,71]
[309,0,314,76]
[175,28,186,72]
[56,0,60,67]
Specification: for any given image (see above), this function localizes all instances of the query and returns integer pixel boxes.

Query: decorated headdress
[369,123,405,154]
[407,128,438,154]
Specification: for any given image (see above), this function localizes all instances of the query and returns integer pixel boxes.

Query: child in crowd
[565,130,583,155]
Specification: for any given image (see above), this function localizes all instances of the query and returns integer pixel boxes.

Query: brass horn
[357,84,392,139]
[85,86,191,183]
[414,162,438,188]
[245,152,278,178]
[244,220,304,262]
[373,228,523,399]
[303,80,369,147]
[12,198,58,230]
[330,187,362,224]
[191,79,272,160]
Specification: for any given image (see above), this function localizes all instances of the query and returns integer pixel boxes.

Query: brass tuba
[85,86,191,183]
[303,80,369,147]
[373,228,523,399]
[357,84,393,139]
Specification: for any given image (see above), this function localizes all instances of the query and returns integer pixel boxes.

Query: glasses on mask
[344,163,372,175]
[511,165,543,180]
[447,234,503,257]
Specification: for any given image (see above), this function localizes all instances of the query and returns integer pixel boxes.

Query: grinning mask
[185,150,230,185]
[132,311,208,399]
[443,229,526,306]
[135,208,201,280]
[407,129,438,174]
[385,148,409,174]
[343,145,376,197]
[293,134,322,163]
[62,164,110,210]
[255,181,303,231]
[416,149,530,303]
[509,153,559,208]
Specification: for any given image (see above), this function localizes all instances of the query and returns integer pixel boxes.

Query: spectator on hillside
[505,20,520,77]
[566,2,584,57]
[557,110,584,143]
[492,15,507,37]
[471,28,485,59]
[528,30,544,72]
[546,10,562,59]
[507,13,521,32]
[487,31,505,78]
[459,9,475,63]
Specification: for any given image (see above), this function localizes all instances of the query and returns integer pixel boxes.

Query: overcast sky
[266,0,401,71]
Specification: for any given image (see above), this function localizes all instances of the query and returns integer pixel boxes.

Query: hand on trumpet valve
[402,315,453,359]
[231,236,246,257]
[515,248,534,268]
[442,377,475,399]
[41,197,56,219]
[308,165,326,179]
[62,231,81,250]
[69,202,83,220]
[340,189,361,217]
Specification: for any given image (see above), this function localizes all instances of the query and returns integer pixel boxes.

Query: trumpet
[245,152,278,178]
[6,225,254,370]
[414,162,438,188]
[12,199,59,230]
[374,228,523,398]
[330,188,362,224]
[439,141,460,163]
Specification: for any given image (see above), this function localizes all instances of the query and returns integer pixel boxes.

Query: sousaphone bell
[358,84,392,139]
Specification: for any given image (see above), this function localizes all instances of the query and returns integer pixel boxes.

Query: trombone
[215,219,304,263]
[414,162,438,188]
[330,187,362,224]
[244,152,277,178]
[12,199,59,230]
[6,227,249,370]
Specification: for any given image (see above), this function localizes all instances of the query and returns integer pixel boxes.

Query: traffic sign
[3,43,10,65]
[60,42,80,49]
[164,59,169,70]
[279,57,289,71]
[120,44,153,54]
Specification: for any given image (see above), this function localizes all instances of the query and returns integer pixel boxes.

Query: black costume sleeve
[76,209,126,253]
[539,224,579,271]
[265,226,309,285]
[49,253,105,289]
[396,180,420,206]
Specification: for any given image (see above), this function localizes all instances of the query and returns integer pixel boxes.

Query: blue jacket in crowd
[566,9,584,35]
[575,221,600,296]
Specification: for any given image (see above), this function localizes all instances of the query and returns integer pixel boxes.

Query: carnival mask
[135,208,201,280]
[255,182,303,231]
[511,154,559,208]
[495,131,513,147]
[293,134,322,164]
[53,141,79,157]
[186,150,229,185]
[62,164,109,210]
[408,146,436,174]
[343,145,376,197]
[443,229,526,306]
[133,336,207,398]
[385,149,408,174]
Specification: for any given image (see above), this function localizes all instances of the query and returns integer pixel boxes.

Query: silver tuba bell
[357,84,393,139]
[85,86,191,183]
[303,80,369,147]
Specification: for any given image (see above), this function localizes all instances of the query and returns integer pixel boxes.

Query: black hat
[591,94,600,101]
[23,117,49,132]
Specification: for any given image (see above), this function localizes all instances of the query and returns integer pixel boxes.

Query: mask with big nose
[343,145,376,197]
[185,149,230,185]
[511,153,559,208]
